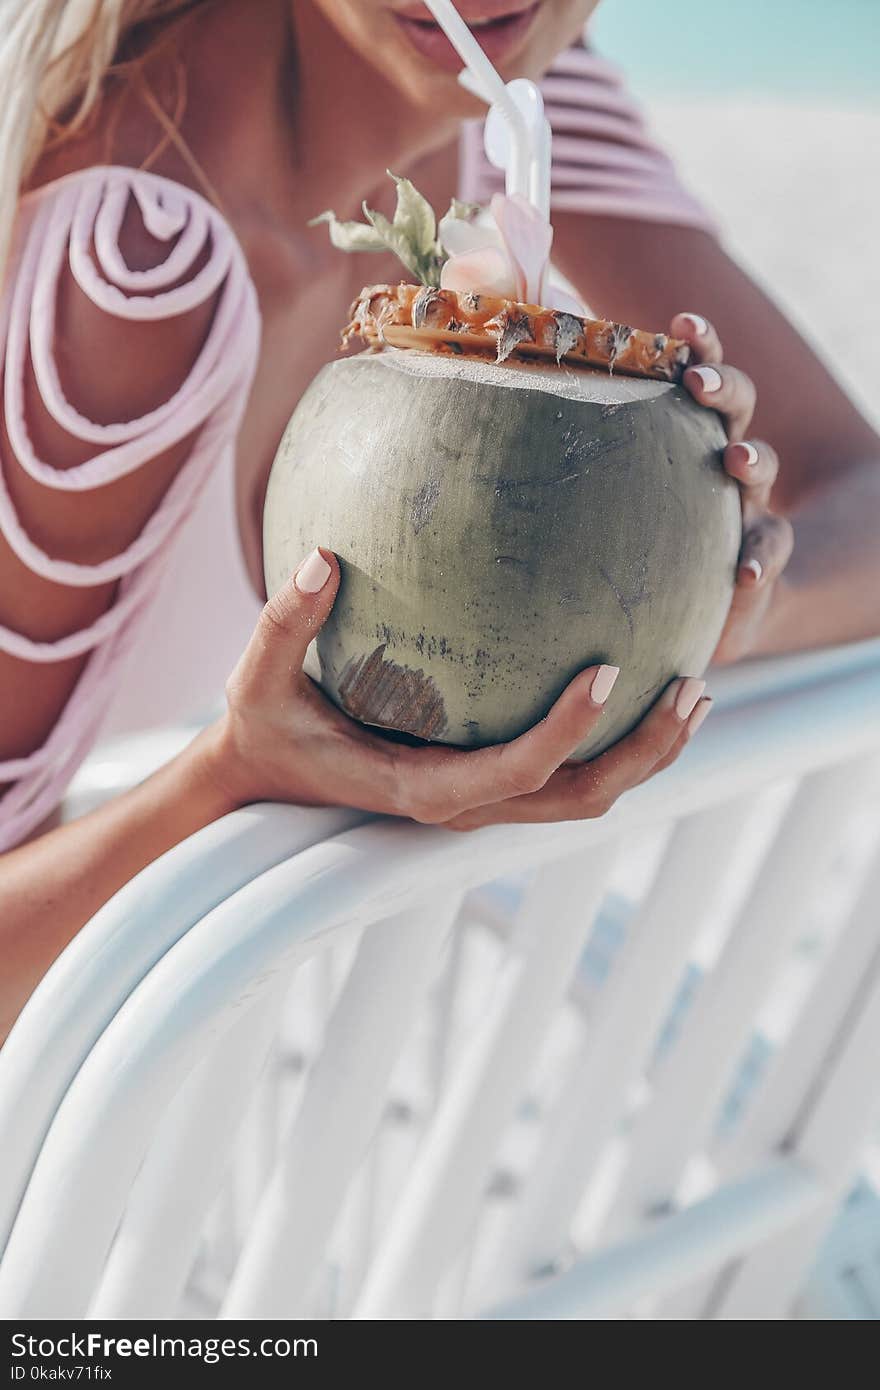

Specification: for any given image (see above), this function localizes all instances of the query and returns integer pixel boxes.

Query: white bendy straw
[421,0,548,213]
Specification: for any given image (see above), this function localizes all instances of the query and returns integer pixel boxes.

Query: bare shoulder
[0,161,258,785]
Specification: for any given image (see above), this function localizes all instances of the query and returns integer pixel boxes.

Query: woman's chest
[226,140,460,597]
[230,250,393,601]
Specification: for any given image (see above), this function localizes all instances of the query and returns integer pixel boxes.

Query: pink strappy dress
[0,45,713,852]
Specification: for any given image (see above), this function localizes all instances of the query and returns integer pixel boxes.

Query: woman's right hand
[205,548,712,832]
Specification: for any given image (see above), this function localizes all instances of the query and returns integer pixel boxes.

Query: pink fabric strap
[459,44,715,231]
[0,166,260,850]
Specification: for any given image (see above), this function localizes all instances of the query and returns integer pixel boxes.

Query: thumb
[243,547,340,691]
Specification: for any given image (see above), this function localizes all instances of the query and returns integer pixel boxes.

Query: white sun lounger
[1,638,879,1320]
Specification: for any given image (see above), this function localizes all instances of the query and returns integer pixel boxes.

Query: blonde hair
[0,0,213,284]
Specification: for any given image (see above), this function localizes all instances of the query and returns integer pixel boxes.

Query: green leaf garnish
[446,197,481,222]
[387,171,437,257]
[309,172,484,287]
[361,203,426,282]
[307,210,389,253]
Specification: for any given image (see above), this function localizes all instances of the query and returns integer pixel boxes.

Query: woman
[1,0,878,1041]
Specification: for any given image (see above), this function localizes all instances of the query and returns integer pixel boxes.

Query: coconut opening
[362,346,673,407]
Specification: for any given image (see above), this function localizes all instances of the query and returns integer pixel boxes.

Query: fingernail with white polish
[688,698,713,735]
[591,664,620,705]
[740,557,763,584]
[675,677,706,720]
[680,312,708,337]
[295,548,332,594]
[737,441,759,467]
[691,365,723,394]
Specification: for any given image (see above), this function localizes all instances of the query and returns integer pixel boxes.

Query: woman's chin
[373,43,487,111]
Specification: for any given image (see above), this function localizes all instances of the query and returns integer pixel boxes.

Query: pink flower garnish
[440,194,586,314]
[440,247,518,299]
[490,193,551,303]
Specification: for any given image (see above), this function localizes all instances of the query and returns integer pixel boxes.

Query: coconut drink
[264,156,740,761]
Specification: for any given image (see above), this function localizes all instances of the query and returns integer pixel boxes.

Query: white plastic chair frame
[0,638,879,1320]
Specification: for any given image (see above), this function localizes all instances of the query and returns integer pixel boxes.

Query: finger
[737,513,795,589]
[234,547,340,694]
[723,438,779,513]
[568,674,705,808]
[716,515,794,664]
[683,363,756,442]
[392,663,621,824]
[644,696,713,779]
[442,675,706,830]
[669,311,724,365]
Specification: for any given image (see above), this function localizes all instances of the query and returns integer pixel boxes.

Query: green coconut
[263,346,741,760]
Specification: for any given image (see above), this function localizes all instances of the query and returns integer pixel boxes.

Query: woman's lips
[393,4,541,73]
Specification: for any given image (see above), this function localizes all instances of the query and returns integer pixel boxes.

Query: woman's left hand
[671,312,795,664]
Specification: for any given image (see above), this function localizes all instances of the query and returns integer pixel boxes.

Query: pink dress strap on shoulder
[459,42,715,232]
[0,166,261,851]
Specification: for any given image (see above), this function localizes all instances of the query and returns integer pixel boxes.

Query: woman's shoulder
[0,161,263,850]
[16,162,255,299]
[6,161,261,431]
[20,161,226,224]
[21,160,192,202]
[0,155,261,610]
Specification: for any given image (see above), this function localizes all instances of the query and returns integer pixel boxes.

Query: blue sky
[590,0,880,107]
